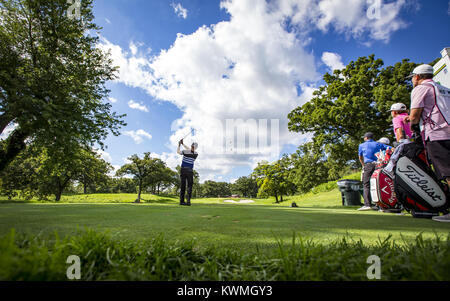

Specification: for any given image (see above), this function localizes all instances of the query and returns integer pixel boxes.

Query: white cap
[191,142,198,151]
[407,64,434,78]
[389,103,407,112]
[378,137,390,145]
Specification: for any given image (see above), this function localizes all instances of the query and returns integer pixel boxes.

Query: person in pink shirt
[389,103,413,142]
[405,64,450,223]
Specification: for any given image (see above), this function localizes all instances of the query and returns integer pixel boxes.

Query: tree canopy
[288,55,417,169]
[0,0,125,171]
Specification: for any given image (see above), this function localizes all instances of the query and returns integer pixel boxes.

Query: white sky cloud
[128,100,149,112]
[321,52,345,72]
[98,0,410,182]
[123,129,153,144]
[94,149,113,163]
[108,97,118,103]
[270,0,408,43]
[171,3,188,19]
[105,18,111,24]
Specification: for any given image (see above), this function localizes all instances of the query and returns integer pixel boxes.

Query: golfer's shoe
[357,206,372,211]
[432,213,450,223]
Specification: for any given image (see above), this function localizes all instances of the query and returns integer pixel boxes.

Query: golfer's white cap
[378,137,390,145]
[406,64,434,79]
[389,103,407,112]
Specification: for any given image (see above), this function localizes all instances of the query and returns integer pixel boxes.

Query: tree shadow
[142,198,178,204]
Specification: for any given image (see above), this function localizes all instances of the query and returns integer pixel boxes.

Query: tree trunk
[55,190,62,202]
[275,193,279,203]
[55,180,63,202]
[136,179,142,203]
[280,195,284,202]
[55,175,71,202]
[83,175,87,194]
[157,183,160,195]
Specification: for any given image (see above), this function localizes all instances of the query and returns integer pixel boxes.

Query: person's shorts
[426,139,450,180]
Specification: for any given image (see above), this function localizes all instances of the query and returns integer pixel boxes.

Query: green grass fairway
[1,189,449,253]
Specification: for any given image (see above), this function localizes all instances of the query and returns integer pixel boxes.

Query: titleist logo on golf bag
[396,157,446,207]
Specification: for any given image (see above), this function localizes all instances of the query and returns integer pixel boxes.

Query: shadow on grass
[0,199,33,204]
[142,198,178,204]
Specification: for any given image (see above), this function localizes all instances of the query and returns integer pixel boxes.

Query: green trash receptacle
[337,180,363,206]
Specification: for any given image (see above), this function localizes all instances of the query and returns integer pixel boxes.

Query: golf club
[180,128,195,142]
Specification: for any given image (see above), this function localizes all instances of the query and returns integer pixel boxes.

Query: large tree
[252,156,296,203]
[116,153,161,203]
[201,181,232,198]
[232,176,259,198]
[288,55,417,168]
[0,145,111,201]
[0,0,125,171]
[77,151,112,194]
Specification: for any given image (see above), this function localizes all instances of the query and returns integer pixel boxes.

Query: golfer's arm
[182,143,190,150]
[177,145,183,155]
[359,155,365,167]
[409,108,423,125]
[395,128,404,142]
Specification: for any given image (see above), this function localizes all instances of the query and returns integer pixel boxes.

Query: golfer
[177,139,198,206]
[389,103,413,143]
[405,64,450,223]
[358,132,388,211]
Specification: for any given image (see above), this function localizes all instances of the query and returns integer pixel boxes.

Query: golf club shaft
[181,129,194,141]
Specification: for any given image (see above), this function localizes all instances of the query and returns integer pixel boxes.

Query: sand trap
[223,199,255,204]
[223,200,237,203]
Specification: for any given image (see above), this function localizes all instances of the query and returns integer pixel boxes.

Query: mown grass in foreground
[1,229,449,281]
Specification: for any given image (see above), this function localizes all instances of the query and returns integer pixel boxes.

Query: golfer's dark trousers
[180,167,194,204]
[362,162,376,207]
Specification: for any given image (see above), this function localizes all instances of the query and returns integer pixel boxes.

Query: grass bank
[1,229,449,281]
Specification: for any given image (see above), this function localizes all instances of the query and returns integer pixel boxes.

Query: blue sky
[90,0,450,183]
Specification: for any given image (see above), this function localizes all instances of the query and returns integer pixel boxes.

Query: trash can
[337,180,363,206]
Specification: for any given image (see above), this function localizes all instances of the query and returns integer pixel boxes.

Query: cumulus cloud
[270,0,408,43]
[128,100,149,112]
[321,52,345,72]
[98,0,410,181]
[94,149,113,163]
[171,2,188,19]
[108,97,118,103]
[123,129,153,144]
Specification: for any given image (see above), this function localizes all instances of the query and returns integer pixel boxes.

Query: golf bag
[370,169,401,211]
[370,148,401,211]
[394,140,450,218]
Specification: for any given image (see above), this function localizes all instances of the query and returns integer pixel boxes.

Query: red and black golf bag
[394,139,450,218]
[370,148,402,211]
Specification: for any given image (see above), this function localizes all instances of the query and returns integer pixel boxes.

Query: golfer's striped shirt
[177,146,198,170]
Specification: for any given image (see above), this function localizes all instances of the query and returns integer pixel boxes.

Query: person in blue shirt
[358,132,388,211]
